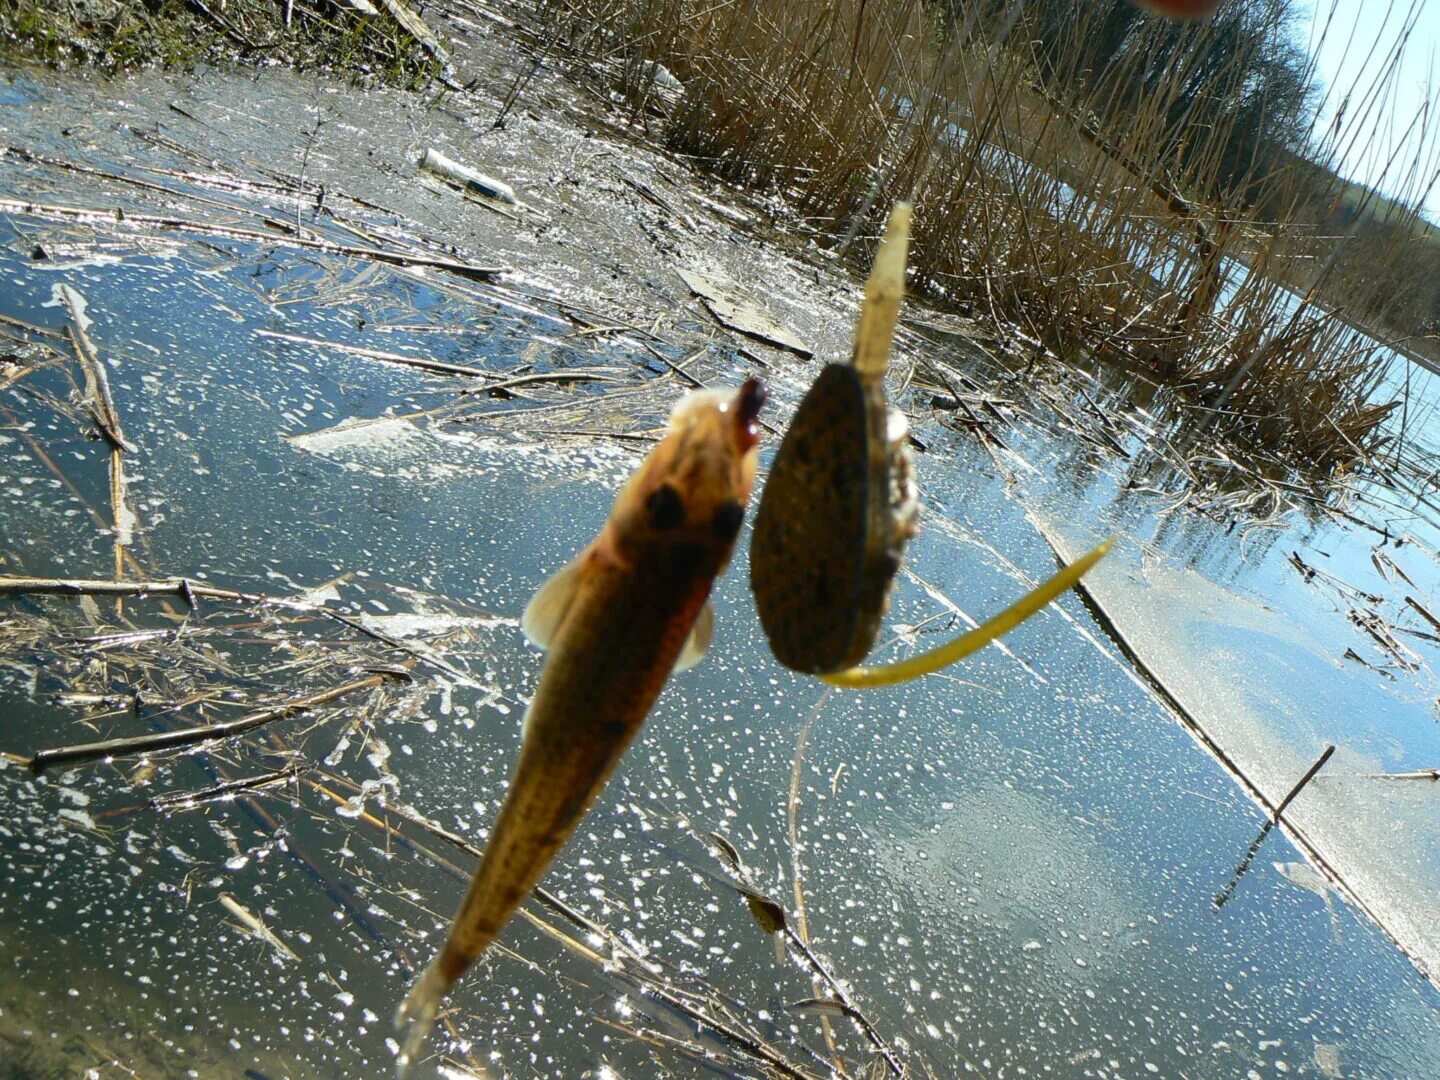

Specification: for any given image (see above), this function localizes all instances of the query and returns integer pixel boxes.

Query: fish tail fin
[393,959,452,1077]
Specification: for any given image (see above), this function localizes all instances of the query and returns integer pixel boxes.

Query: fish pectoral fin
[522,555,585,649]
[674,600,714,673]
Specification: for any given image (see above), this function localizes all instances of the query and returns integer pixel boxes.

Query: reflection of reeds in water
[544,0,1437,467]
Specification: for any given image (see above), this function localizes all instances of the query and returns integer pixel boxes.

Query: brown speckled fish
[394,378,765,1074]
[750,203,918,675]
[750,203,1111,690]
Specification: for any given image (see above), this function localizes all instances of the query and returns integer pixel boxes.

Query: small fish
[751,202,1111,687]
[394,378,766,1073]
[751,203,918,674]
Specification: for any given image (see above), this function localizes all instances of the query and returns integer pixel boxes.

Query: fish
[394,377,766,1074]
[750,203,918,674]
[751,201,1111,688]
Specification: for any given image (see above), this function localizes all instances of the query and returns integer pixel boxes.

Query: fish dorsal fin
[521,556,584,650]
[674,601,714,673]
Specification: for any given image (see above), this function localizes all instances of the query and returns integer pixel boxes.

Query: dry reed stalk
[24,667,409,772]
[541,0,1438,467]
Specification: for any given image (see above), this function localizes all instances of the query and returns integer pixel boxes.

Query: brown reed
[541,0,1439,467]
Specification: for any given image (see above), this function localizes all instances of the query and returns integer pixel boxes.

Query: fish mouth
[736,377,766,431]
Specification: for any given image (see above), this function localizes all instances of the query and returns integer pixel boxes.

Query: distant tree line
[934,0,1440,348]
[934,0,1317,210]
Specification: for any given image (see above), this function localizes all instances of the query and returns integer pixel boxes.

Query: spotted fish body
[749,201,1109,689]
[395,378,765,1073]
[749,362,917,672]
[750,203,918,674]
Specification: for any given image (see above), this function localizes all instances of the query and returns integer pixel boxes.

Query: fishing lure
[394,378,766,1074]
[750,203,1109,685]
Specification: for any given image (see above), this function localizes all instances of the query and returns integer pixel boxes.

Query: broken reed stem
[0,356,64,393]
[25,667,407,773]
[310,776,626,950]
[182,0,256,47]
[96,758,303,820]
[55,286,140,615]
[2,145,336,242]
[1212,744,1335,910]
[780,925,904,1076]
[710,823,907,1077]
[1362,769,1440,781]
[775,700,905,1077]
[0,574,474,683]
[1404,596,1440,633]
[55,691,171,709]
[0,574,264,600]
[109,449,130,616]
[149,764,309,812]
[850,203,910,380]
[0,404,160,592]
[257,331,625,393]
[786,694,845,1074]
[531,427,660,443]
[1211,819,1276,910]
[254,329,494,378]
[60,293,135,454]
[1271,743,1336,823]
[0,311,65,339]
[207,757,391,948]
[0,197,504,281]
[308,777,822,1078]
[461,370,625,396]
[374,0,453,69]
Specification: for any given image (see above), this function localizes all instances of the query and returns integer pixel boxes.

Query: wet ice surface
[2,28,1440,1080]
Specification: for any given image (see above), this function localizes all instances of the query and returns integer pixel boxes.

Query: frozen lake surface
[1,27,1438,1080]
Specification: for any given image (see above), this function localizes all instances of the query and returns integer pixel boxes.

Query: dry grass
[0,0,442,86]
[541,0,1437,469]
[6,0,1434,467]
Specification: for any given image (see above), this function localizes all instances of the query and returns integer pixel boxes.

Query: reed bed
[539,0,1438,469]
[1,0,444,85]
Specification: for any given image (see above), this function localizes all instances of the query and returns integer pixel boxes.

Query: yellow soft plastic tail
[820,538,1113,689]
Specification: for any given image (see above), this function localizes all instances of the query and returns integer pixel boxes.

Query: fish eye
[712,500,745,540]
[645,483,685,529]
